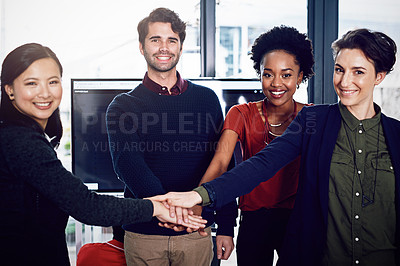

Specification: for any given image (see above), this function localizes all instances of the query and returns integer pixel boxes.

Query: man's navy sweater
[106,81,237,236]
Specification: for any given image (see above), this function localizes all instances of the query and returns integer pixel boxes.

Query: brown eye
[263,73,272,78]
[282,73,292,78]
[334,67,343,73]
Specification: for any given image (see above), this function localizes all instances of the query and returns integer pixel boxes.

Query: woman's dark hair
[332,28,397,74]
[0,43,63,147]
[137,7,186,47]
[251,25,315,82]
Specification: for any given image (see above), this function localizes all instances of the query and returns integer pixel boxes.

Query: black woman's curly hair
[251,25,315,82]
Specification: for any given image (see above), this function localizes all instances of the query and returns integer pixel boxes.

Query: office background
[1,0,400,265]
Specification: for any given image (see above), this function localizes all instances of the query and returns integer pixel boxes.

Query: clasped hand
[150,192,235,260]
[149,191,203,233]
[149,194,205,232]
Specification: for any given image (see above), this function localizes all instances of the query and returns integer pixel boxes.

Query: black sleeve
[1,127,154,226]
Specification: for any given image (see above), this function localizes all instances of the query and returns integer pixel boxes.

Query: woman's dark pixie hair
[251,25,315,82]
[137,7,186,47]
[332,28,397,74]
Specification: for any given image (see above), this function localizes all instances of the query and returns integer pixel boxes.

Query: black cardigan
[0,115,153,266]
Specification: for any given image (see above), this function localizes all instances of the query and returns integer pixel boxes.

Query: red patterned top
[223,101,301,211]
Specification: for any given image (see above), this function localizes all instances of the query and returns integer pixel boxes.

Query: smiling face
[333,48,386,118]
[261,50,303,107]
[139,22,182,75]
[5,58,62,129]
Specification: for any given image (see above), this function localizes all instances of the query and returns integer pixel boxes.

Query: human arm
[199,104,248,185]
[0,126,153,225]
[204,130,238,259]
[152,109,305,210]
[198,129,239,185]
[1,125,208,229]
[213,198,237,259]
[150,200,206,229]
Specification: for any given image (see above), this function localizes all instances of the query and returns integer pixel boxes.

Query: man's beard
[143,49,180,73]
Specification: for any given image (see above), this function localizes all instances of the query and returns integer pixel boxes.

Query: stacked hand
[149,199,206,231]
[151,191,203,223]
[150,191,203,232]
[150,191,234,260]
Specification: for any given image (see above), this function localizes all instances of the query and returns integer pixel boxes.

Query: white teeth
[271,91,285,95]
[342,90,356,95]
[35,102,50,107]
[157,56,170,60]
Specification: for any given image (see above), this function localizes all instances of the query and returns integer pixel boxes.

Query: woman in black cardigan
[0,43,205,266]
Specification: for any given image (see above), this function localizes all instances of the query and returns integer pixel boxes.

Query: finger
[197,228,208,236]
[172,225,185,232]
[158,222,165,228]
[158,222,174,229]
[177,215,207,229]
[188,215,207,224]
[169,205,175,218]
[198,229,208,236]
[167,198,175,207]
[222,245,233,260]
[158,222,187,232]
[175,207,183,224]
[182,208,189,223]
[161,200,170,209]
[179,221,201,230]
[217,244,223,260]
[185,219,206,228]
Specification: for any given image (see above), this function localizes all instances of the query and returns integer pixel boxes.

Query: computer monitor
[71,78,262,192]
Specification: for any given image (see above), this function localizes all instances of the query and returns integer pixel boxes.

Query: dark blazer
[203,103,400,265]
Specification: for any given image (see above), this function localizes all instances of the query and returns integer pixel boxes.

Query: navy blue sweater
[106,81,237,236]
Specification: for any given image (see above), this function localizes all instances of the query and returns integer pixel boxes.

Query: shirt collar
[142,71,187,96]
[339,101,381,131]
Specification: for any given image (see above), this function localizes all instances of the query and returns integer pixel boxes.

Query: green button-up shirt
[323,102,396,266]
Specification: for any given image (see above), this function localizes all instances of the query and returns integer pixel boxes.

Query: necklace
[265,98,296,128]
[343,121,380,208]
[267,130,282,138]
[262,98,297,143]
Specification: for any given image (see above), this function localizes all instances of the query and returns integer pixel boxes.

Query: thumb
[197,228,208,236]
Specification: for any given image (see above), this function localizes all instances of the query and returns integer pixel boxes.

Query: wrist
[150,200,161,217]
[193,186,210,206]
[192,190,203,205]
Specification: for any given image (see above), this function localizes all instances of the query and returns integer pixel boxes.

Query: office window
[339,0,400,119]
[0,1,200,262]
[215,0,308,78]
[0,0,201,107]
